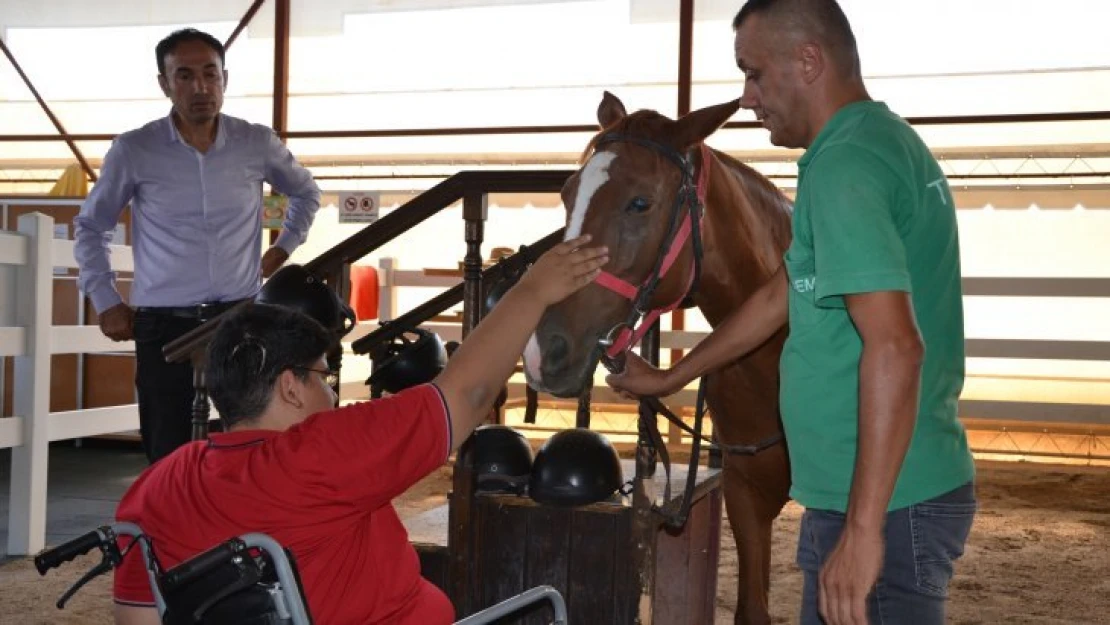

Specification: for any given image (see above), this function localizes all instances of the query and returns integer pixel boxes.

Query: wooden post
[190,349,210,440]
[448,190,488,615]
[461,191,487,340]
[633,321,662,624]
[8,212,53,555]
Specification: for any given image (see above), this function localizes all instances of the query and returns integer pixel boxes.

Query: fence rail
[373,257,1110,428]
[1,211,138,555]
[2,206,1107,555]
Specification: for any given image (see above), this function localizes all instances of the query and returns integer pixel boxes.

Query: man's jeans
[797,482,976,625]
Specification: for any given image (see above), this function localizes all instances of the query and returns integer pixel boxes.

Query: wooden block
[475,498,529,614]
[568,508,619,623]
[521,505,572,625]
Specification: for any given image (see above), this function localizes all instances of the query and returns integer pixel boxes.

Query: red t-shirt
[113,383,455,625]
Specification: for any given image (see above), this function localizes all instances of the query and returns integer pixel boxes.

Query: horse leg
[722,449,790,625]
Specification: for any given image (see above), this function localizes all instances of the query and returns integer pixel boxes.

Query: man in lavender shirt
[74,28,321,463]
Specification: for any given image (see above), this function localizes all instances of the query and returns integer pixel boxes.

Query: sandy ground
[3,461,1108,625]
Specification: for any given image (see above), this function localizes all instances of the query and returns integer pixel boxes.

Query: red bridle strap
[595,143,712,359]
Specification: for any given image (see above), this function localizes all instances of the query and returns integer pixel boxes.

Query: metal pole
[0,37,96,182]
[672,0,695,370]
[677,0,694,118]
[272,0,290,137]
[269,0,290,249]
[224,0,267,50]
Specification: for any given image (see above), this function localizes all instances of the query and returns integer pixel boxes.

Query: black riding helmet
[255,264,356,338]
[365,327,448,394]
[529,428,624,507]
[482,256,530,316]
[460,424,534,495]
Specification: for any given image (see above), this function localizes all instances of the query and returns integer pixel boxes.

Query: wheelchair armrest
[160,539,251,591]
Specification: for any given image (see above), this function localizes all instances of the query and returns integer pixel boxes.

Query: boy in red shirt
[112,235,608,625]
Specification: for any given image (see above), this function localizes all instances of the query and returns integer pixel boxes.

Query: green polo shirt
[781,100,974,512]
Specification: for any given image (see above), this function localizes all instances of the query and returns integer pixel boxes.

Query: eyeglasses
[293,366,339,388]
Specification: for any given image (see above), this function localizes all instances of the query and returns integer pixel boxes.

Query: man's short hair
[207,304,335,429]
[155,28,226,76]
[733,0,861,78]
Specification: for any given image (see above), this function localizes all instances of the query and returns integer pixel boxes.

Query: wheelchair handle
[34,529,106,575]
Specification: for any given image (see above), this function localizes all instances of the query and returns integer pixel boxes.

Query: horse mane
[578,110,673,164]
[713,150,794,249]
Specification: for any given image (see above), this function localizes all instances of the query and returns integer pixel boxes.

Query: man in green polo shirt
[606,1,976,623]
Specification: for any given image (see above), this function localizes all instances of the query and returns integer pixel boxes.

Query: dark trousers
[133,311,205,464]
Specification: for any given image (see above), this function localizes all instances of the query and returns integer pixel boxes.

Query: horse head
[523,91,739,398]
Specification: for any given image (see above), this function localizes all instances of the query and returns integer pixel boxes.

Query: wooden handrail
[163,169,573,364]
[350,228,564,355]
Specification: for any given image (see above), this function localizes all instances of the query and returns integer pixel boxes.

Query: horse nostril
[544,334,570,376]
[548,334,568,364]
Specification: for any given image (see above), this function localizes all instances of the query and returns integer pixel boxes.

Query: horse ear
[597,91,627,128]
[673,99,741,149]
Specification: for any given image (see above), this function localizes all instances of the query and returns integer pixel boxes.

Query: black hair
[155,28,226,76]
[733,0,861,78]
[206,303,335,428]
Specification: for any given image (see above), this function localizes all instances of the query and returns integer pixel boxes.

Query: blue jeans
[796,482,976,625]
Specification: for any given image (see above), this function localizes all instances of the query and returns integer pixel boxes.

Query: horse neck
[694,149,792,326]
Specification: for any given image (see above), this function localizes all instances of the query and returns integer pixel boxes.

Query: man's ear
[275,369,304,410]
[799,42,824,85]
[157,74,171,97]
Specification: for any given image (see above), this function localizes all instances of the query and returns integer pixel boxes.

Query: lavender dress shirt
[74,112,321,312]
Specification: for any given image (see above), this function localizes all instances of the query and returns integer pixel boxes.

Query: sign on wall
[338,191,381,224]
[262,194,289,230]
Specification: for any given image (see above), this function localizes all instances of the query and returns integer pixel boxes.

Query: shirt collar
[207,428,280,449]
[164,109,226,150]
[798,100,888,169]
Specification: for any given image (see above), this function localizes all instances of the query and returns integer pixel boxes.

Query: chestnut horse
[523,92,793,625]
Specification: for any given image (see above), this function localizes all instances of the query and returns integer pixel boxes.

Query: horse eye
[626,197,651,213]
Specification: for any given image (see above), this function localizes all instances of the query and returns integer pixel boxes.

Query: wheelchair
[35,523,567,625]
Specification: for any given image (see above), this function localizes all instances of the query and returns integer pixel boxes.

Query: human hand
[818,525,883,625]
[98,303,134,341]
[516,235,608,306]
[605,351,682,399]
[261,246,289,278]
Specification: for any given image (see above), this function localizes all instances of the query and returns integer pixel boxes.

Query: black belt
[135,299,247,321]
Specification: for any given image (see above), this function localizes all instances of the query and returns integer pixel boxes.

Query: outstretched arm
[435,235,609,450]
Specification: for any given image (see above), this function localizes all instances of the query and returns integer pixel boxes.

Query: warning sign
[337,191,381,224]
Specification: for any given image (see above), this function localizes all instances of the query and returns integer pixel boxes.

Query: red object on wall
[349,265,379,321]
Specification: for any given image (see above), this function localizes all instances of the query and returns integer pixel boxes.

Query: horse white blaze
[523,334,543,384]
[564,151,617,240]
[526,151,617,388]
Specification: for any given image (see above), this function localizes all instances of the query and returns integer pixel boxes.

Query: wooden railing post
[633,321,662,623]
[449,190,488,615]
[461,191,487,340]
[8,212,53,555]
[190,350,210,441]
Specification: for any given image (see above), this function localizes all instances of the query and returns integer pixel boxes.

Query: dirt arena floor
[3,460,1108,624]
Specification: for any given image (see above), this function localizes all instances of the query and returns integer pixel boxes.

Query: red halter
[590,139,712,363]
